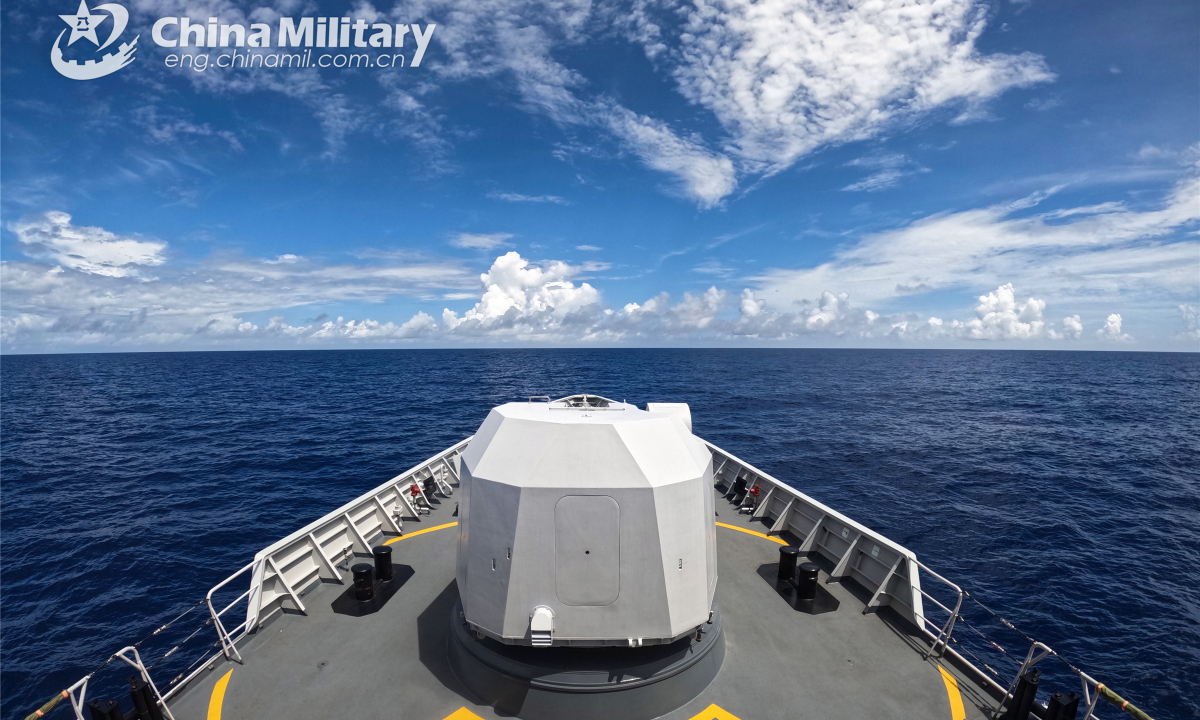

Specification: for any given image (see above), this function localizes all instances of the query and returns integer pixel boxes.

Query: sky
[1,0,1197,352]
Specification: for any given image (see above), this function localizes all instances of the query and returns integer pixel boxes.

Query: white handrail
[38,430,1145,720]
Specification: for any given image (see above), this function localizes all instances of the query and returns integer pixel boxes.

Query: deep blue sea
[2,350,1198,719]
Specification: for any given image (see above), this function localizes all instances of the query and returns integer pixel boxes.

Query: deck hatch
[554,495,620,606]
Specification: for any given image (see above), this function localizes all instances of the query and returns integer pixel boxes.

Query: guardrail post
[112,648,176,720]
[207,597,244,663]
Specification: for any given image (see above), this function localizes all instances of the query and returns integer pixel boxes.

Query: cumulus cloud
[1060,315,1083,340]
[0,223,1170,349]
[450,233,514,249]
[10,212,166,278]
[1096,314,1132,343]
[441,252,600,337]
[1179,304,1200,342]
[961,283,1045,339]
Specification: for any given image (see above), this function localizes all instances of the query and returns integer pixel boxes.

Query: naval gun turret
[455,394,718,646]
[448,394,725,720]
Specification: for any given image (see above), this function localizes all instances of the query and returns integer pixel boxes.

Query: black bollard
[87,699,123,720]
[129,676,152,720]
[777,546,800,586]
[129,675,165,720]
[796,562,820,601]
[373,545,394,582]
[1044,691,1080,720]
[1000,667,1041,720]
[352,563,375,601]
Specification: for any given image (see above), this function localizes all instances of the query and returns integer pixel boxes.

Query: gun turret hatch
[455,395,718,646]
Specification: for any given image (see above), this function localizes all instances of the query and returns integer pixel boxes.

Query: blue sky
[2,0,1197,351]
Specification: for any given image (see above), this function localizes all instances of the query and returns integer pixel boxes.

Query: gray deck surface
[168,489,1003,720]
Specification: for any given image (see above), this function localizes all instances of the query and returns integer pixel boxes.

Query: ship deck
[166,487,1004,720]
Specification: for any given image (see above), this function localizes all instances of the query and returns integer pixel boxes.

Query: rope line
[958,589,1156,719]
[21,597,209,720]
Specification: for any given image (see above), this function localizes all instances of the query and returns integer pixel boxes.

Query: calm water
[1,350,1197,719]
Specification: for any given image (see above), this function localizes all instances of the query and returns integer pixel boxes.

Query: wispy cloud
[754,170,1200,309]
[449,232,513,249]
[487,192,569,205]
[842,154,929,192]
[657,0,1053,176]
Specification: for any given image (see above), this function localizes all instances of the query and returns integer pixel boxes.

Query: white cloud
[576,245,602,251]
[0,212,478,350]
[960,283,1045,339]
[1132,144,1174,162]
[440,252,602,338]
[664,0,1053,175]
[122,0,1052,208]
[450,232,514,249]
[10,212,166,278]
[1179,304,1199,341]
[842,154,929,192]
[1096,313,1132,342]
[600,105,737,207]
[1061,315,1083,340]
[488,192,569,204]
[3,223,1184,349]
[752,173,1200,311]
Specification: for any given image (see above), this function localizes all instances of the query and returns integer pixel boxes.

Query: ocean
[1,349,1197,719]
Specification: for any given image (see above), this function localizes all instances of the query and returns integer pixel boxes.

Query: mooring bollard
[796,562,820,601]
[777,545,800,586]
[352,563,375,601]
[1000,667,1041,720]
[129,675,164,720]
[373,545,393,582]
[87,699,123,720]
[1043,691,1080,720]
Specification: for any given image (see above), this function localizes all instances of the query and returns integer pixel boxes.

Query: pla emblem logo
[51,1,138,80]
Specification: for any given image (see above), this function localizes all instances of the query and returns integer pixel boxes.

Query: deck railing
[707,439,1148,720]
[154,438,470,705]
[32,430,1150,720]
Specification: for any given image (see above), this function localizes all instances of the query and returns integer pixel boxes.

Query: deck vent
[530,606,554,647]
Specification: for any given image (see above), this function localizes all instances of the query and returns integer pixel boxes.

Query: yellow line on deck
[207,669,233,720]
[937,664,967,720]
[384,521,459,545]
[715,521,788,545]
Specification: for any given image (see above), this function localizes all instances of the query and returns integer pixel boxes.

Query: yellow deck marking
[687,703,745,720]
[937,664,967,720]
[440,709,487,720]
[384,521,458,545]
[207,669,233,720]
[715,521,788,545]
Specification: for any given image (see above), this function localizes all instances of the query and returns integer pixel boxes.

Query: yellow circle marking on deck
[686,703,744,720]
[937,664,967,720]
[384,521,459,545]
[207,669,233,720]
[715,521,788,545]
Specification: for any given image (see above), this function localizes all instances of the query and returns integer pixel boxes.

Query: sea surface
[1,349,1197,720]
